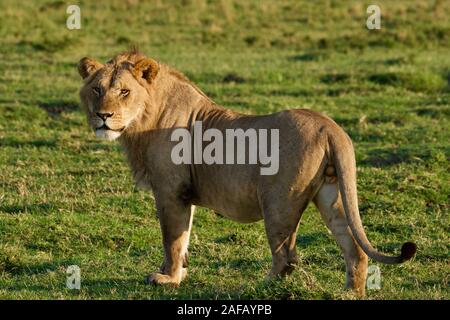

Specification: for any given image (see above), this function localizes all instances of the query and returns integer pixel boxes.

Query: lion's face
[78,55,159,141]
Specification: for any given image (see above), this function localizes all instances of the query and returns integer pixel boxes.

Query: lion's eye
[92,87,101,96]
[120,89,130,96]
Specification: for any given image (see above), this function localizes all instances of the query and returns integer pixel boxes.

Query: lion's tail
[329,131,416,264]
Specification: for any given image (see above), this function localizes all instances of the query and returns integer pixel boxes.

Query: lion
[77,50,416,296]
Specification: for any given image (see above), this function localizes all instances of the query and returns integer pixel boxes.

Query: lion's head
[78,52,159,141]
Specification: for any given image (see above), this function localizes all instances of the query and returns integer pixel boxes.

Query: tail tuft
[400,242,417,262]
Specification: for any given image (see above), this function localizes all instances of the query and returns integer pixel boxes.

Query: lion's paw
[144,268,187,286]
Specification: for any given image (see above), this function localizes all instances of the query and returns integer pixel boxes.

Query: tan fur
[77,51,416,296]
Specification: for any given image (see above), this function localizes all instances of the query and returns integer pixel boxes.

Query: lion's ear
[133,58,159,84]
[78,57,103,79]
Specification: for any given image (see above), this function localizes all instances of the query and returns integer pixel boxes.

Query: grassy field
[0,0,448,299]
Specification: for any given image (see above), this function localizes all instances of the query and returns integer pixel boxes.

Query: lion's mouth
[96,124,125,132]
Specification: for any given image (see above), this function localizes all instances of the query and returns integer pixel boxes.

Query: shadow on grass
[288,52,328,62]
[0,203,54,215]
[415,106,450,119]
[384,56,414,66]
[367,72,446,93]
[37,100,79,116]
[333,114,408,127]
[80,277,284,299]
[359,146,440,167]
[81,278,143,291]
[186,72,250,85]
[208,257,267,272]
[0,98,79,117]
[320,73,350,84]
[1,277,143,297]
[267,88,312,97]
[0,259,76,276]
[0,137,57,148]
[296,232,329,249]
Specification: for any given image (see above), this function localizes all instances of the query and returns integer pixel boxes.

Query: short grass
[0,0,448,299]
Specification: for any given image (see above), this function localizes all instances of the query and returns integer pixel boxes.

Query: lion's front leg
[146,202,195,286]
[158,250,189,274]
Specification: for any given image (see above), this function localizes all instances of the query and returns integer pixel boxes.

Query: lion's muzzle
[91,113,125,141]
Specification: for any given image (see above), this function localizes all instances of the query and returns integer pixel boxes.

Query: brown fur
[77,51,416,296]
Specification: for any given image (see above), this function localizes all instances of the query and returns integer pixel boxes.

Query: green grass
[0,0,449,299]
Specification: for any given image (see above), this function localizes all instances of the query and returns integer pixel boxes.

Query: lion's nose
[96,112,114,121]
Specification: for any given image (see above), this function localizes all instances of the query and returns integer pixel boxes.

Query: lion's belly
[213,202,262,223]
[193,177,263,223]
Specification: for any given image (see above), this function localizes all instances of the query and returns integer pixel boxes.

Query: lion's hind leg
[262,200,305,279]
[313,181,368,296]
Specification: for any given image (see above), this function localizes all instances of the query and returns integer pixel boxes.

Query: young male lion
[77,50,416,296]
